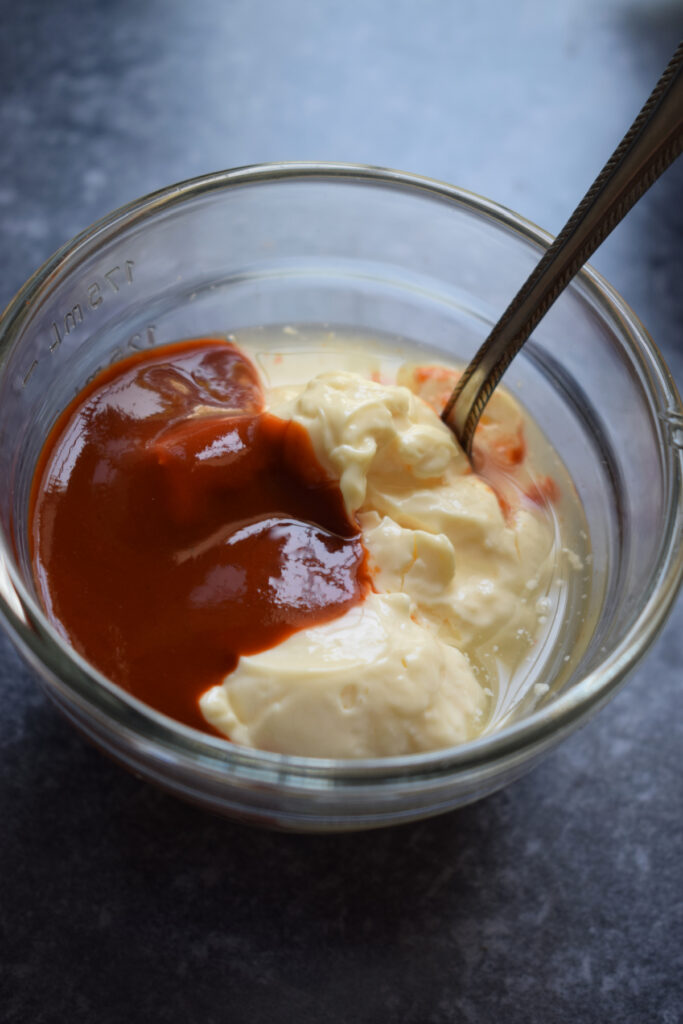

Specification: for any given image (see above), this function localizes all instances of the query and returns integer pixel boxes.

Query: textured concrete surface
[1,1,682,1021]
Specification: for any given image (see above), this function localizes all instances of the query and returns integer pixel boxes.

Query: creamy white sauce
[199,341,567,759]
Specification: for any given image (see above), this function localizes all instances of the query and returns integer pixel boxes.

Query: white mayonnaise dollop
[200,369,555,757]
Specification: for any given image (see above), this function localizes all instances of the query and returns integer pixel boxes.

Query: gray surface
[1,1,682,1021]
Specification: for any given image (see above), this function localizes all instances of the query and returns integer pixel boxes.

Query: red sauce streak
[30,339,371,733]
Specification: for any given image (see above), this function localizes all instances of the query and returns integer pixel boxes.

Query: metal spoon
[442,40,683,455]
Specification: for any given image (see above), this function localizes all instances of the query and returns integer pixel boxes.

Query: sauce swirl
[30,340,370,732]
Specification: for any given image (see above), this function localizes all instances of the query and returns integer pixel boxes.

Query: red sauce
[30,339,371,733]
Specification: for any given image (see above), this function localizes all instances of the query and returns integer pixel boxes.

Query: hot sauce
[30,340,371,732]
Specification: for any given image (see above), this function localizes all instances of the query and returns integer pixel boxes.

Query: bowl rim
[1,160,682,786]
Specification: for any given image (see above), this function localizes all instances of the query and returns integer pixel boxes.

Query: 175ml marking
[50,260,135,352]
[23,259,136,387]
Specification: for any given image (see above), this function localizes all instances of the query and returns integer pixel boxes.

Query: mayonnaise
[200,368,556,757]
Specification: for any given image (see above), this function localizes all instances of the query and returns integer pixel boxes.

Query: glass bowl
[1,163,681,832]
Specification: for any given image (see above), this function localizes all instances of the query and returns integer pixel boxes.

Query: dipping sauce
[30,328,592,757]
[30,340,371,732]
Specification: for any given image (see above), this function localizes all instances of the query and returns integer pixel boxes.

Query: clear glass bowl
[1,163,681,832]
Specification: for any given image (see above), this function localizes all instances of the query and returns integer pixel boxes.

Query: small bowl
[1,163,681,832]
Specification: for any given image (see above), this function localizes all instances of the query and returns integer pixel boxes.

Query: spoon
[442,40,683,455]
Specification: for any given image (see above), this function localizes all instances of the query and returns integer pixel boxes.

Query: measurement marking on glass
[83,325,156,387]
[51,304,84,351]
[104,262,135,292]
[126,324,156,352]
[22,259,137,388]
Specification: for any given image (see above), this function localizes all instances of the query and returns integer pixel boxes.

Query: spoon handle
[442,40,683,454]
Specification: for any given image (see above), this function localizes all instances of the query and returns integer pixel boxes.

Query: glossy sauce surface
[30,340,370,732]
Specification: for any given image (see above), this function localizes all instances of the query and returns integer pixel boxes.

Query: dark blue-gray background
[1,2,681,1022]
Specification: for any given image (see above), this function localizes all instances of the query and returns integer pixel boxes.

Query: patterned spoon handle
[442,40,683,454]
